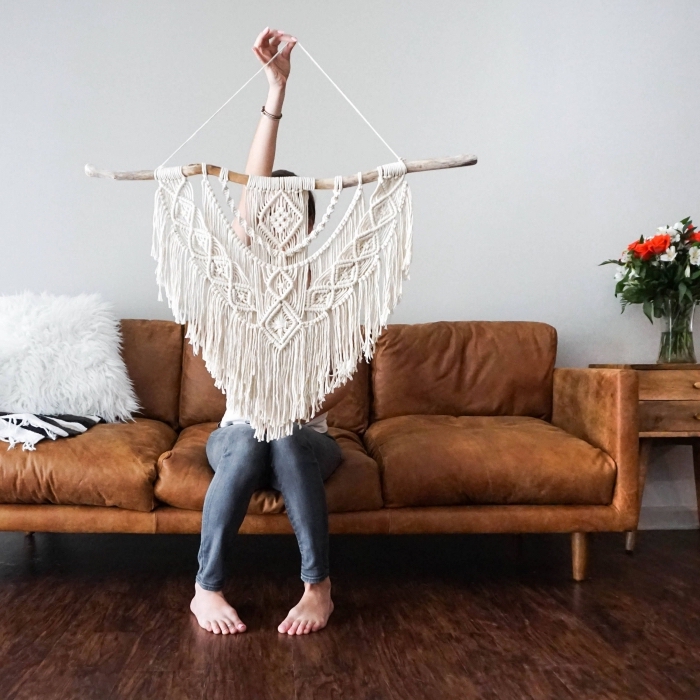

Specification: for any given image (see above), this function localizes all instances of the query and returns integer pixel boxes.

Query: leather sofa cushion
[178,337,371,434]
[0,419,176,512]
[120,320,183,428]
[371,321,557,421]
[364,415,616,507]
[155,423,383,513]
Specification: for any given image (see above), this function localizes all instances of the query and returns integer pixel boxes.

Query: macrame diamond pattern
[152,161,412,440]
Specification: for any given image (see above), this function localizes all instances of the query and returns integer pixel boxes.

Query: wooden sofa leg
[571,532,588,582]
[24,531,35,538]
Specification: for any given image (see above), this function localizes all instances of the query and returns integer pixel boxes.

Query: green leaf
[643,300,654,323]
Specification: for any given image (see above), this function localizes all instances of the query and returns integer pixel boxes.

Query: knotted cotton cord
[158,42,401,167]
[152,158,412,440]
[151,42,412,440]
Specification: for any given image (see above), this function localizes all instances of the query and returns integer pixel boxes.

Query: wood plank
[638,370,700,400]
[639,400,700,433]
[2,531,700,699]
[639,431,700,438]
[590,363,700,370]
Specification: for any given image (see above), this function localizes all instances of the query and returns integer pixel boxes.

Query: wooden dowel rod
[84,154,477,190]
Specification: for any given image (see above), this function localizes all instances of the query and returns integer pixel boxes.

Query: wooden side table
[590,363,700,551]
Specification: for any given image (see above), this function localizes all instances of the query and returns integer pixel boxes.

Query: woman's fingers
[253,27,271,50]
[252,28,296,69]
[252,45,267,65]
[280,39,297,59]
[275,31,297,43]
[254,27,296,50]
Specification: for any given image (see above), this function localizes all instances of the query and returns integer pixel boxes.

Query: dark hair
[271,169,315,224]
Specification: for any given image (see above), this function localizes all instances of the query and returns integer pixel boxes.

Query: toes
[278,618,292,634]
[302,621,312,634]
[204,620,213,633]
[211,621,222,634]
[287,620,301,635]
[311,621,322,632]
[228,612,247,633]
[224,618,243,634]
[295,621,307,635]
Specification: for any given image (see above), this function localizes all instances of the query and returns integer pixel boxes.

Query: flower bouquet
[602,217,700,363]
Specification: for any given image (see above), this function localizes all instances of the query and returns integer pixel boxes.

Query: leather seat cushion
[364,415,616,507]
[0,418,177,512]
[155,424,383,513]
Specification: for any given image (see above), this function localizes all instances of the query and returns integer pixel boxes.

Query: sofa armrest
[551,368,639,526]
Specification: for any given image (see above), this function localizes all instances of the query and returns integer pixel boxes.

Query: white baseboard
[638,506,699,530]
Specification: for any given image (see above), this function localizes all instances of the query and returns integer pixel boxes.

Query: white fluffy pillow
[0,292,140,422]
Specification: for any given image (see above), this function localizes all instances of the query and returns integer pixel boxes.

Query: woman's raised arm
[233,28,297,246]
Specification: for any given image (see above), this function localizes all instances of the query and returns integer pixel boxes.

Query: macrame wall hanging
[86,42,477,440]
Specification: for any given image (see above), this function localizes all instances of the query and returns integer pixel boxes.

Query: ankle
[304,576,331,593]
[195,581,223,596]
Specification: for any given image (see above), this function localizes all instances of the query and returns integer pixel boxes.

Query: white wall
[1,0,699,528]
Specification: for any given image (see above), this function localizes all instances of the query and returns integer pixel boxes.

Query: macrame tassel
[152,160,412,441]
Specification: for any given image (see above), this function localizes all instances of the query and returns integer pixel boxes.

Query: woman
[190,27,350,636]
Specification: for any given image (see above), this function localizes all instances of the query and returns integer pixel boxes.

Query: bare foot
[190,582,246,634]
[278,577,334,635]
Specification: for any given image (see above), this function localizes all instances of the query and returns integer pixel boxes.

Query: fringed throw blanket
[0,413,102,451]
[152,160,412,440]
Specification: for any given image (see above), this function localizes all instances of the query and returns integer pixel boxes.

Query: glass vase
[657,299,697,364]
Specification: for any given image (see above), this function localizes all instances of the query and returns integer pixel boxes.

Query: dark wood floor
[1,529,699,700]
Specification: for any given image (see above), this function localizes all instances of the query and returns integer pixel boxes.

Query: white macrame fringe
[152,161,412,441]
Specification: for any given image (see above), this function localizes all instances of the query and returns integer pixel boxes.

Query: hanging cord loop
[159,42,402,169]
[295,44,402,162]
[159,51,280,168]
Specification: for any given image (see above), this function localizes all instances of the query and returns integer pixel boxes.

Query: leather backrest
[178,337,371,433]
[120,319,183,428]
[370,321,557,422]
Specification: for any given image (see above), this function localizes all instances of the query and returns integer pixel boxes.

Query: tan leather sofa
[0,319,639,581]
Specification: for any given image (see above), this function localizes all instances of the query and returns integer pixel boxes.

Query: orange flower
[627,233,671,261]
[645,233,671,255]
[688,232,700,243]
[628,239,652,260]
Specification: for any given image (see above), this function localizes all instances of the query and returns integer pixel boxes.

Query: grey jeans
[196,423,343,590]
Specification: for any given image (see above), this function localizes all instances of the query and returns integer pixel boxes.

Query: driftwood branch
[84,154,477,190]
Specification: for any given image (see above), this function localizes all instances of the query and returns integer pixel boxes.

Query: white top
[220,403,329,433]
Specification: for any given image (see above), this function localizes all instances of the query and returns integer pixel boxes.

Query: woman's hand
[252,27,297,93]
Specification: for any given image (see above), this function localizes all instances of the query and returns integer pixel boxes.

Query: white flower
[628,268,639,279]
[673,222,685,232]
[614,267,626,281]
[689,246,700,266]
[660,245,677,262]
[620,250,631,263]
[686,265,691,278]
